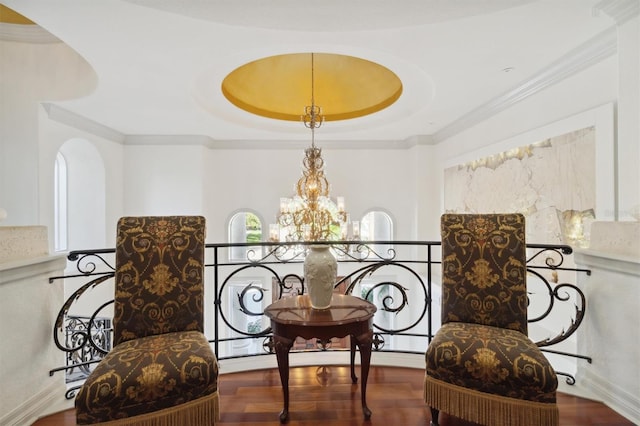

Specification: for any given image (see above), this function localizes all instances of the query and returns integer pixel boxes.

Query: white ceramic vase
[303,245,337,309]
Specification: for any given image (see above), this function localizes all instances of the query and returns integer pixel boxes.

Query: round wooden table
[264,294,377,423]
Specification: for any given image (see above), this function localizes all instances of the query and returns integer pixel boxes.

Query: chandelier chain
[273,53,350,242]
[303,53,324,148]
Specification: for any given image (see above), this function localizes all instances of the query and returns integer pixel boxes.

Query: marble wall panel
[444,127,596,246]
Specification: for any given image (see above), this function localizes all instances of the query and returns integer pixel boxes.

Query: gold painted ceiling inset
[222,53,402,122]
[0,5,36,25]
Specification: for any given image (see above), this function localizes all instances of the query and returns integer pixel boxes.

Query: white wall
[38,111,124,251]
[122,144,205,217]
[616,15,640,219]
[0,39,96,227]
[0,256,68,426]
[32,132,435,251]
[575,245,640,424]
[203,146,420,244]
[411,143,441,241]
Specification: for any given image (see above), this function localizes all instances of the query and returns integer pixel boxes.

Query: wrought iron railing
[49,240,591,399]
[62,316,112,383]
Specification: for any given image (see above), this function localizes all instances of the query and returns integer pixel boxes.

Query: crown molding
[593,0,640,25]
[210,136,436,150]
[0,22,60,43]
[405,134,437,147]
[126,136,423,150]
[42,103,125,143]
[432,26,618,144]
[43,105,426,150]
[124,134,213,146]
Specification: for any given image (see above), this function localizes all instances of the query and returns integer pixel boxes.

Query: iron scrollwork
[49,250,116,397]
[49,240,591,398]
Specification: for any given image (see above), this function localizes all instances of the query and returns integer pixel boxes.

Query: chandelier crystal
[272,53,351,242]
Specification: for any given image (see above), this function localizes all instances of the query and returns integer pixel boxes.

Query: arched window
[360,210,393,241]
[228,211,263,261]
[359,210,394,259]
[54,152,68,252]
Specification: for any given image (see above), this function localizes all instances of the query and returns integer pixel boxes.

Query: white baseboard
[581,368,640,424]
[0,380,65,426]
[218,351,424,375]
[557,378,598,401]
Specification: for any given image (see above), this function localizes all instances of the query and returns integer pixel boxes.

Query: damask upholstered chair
[76,216,219,425]
[425,213,558,426]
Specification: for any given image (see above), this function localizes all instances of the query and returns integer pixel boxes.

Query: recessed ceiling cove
[221,53,403,122]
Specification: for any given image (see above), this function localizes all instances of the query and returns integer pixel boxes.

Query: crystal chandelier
[271,53,351,242]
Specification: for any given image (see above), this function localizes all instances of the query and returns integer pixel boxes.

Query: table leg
[273,335,294,423]
[350,335,358,383]
[353,330,373,419]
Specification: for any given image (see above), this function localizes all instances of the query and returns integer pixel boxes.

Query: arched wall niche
[58,138,106,251]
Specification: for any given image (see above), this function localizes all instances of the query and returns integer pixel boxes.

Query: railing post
[213,245,220,357]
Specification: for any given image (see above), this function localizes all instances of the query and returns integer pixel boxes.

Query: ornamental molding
[42,103,125,144]
[432,27,618,144]
[593,0,640,25]
[44,104,429,150]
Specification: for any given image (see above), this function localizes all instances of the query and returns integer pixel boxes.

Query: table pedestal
[265,294,377,423]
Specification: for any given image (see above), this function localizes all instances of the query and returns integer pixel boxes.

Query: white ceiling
[2,0,617,147]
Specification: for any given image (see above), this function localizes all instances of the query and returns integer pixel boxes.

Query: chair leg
[430,407,439,425]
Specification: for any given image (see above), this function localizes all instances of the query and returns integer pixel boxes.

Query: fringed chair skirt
[81,391,219,426]
[424,375,559,426]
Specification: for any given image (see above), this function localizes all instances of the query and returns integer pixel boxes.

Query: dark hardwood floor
[33,366,633,426]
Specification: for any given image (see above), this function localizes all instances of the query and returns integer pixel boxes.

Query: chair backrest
[440,213,528,334]
[113,216,206,345]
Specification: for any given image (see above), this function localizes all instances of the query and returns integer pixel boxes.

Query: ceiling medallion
[221,52,402,121]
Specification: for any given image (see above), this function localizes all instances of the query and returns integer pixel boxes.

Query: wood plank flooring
[33,366,633,426]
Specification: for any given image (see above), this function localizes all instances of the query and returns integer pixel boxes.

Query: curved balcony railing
[48,240,591,399]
